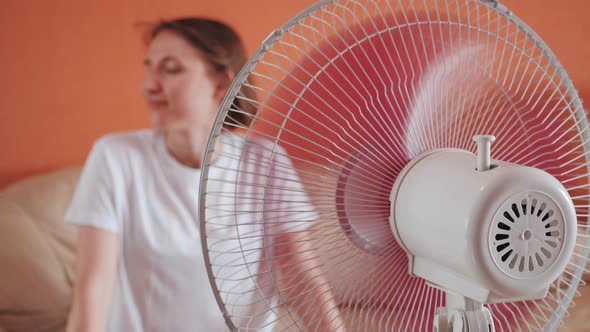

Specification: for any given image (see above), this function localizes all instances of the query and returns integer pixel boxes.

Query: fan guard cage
[200,0,590,331]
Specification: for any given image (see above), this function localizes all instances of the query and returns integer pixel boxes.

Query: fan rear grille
[490,192,565,279]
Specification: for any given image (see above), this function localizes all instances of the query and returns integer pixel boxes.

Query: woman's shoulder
[94,129,155,152]
[90,129,157,163]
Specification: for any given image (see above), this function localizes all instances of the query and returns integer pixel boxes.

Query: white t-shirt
[65,130,316,332]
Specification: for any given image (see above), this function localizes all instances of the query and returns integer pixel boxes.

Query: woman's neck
[164,130,207,169]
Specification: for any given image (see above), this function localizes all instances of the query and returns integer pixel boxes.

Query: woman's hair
[146,17,257,130]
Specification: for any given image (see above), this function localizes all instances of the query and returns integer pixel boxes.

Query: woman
[65,18,344,331]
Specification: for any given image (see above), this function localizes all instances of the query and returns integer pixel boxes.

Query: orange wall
[1,0,589,188]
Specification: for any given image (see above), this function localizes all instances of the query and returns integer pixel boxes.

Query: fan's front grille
[490,193,565,279]
[201,0,590,331]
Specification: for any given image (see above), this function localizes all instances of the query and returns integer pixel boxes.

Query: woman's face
[142,30,225,134]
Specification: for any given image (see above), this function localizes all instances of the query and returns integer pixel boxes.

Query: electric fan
[199,0,590,331]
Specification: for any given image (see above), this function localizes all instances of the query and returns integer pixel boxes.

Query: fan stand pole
[433,293,495,332]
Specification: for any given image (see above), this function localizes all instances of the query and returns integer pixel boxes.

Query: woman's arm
[273,231,346,332]
[66,226,119,332]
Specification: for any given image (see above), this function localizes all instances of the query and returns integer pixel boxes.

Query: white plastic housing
[389,149,577,303]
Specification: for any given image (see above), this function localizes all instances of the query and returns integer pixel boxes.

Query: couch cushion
[0,168,80,331]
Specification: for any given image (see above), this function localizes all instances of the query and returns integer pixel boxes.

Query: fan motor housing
[389,149,577,303]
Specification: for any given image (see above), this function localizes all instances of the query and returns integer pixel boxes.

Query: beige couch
[1,168,590,331]
[0,168,79,332]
